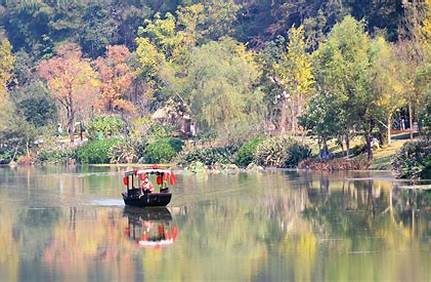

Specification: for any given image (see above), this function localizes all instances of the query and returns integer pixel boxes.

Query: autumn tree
[0,38,15,132]
[370,37,406,144]
[95,45,135,116]
[38,44,99,142]
[273,25,315,134]
[0,38,15,95]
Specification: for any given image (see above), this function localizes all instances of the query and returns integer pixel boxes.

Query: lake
[0,166,431,281]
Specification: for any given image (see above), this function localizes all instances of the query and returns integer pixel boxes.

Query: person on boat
[140,178,154,195]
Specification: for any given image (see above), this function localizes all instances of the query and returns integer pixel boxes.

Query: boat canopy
[123,168,172,176]
[123,168,177,186]
[137,169,172,175]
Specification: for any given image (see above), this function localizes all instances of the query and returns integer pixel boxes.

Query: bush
[86,116,125,140]
[298,158,369,170]
[391,140,431,179]
[144,138,181,164]
[37,148,76,164]
[255,137,311,168]
[235,137,263,167]
[76,139,121,164]
[108,140,142,164]
[177,145,238,167]
[0,149,15,164]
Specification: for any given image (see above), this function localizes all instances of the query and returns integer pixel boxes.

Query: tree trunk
[280,99,288,134]
[67,105,75,143]
[409,102,413,140]
[345,134,350,157]
[365,133,373,161]
[387,115,392,145]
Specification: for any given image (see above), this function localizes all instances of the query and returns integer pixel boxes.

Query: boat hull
[122,189,172,208]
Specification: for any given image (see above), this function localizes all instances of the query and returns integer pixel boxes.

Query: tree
[273,25,314,134]
[13,81,57,127]
[0,38,14,94]
[370,37,406,144]
[95,45,135,116]
[38,44,99,142]
[176,38,265,140]
[80,2,118,58]
[306,16,376,159]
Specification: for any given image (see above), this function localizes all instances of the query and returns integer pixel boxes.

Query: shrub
[235,137,263,167]
[144,138,181,164]
[177,145,238,167]
[298,158,369,170]
[0,149,15,164]
[108,140,142,164]
[86,116,125,140]
[37,148,76,164]
[391,140,431,179]
[255,137,311,168]
[76,139,121,164]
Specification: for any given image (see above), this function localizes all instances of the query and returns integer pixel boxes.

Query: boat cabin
[121,167,175,208]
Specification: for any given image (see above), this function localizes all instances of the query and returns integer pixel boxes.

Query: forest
[0,0,431,177]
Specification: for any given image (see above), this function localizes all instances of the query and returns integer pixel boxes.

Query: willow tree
[38,44,99,142]
[181,38,265,140]
[274,26,314,134]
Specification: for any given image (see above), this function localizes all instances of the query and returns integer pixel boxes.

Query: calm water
[1,166,431,281]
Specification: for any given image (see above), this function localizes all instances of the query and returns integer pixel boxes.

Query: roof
[137,169,172,175]
[124,169,173,176]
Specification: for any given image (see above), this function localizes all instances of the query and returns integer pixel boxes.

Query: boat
[121,167,176,208]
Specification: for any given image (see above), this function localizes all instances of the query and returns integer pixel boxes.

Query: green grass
[369,140,408,170]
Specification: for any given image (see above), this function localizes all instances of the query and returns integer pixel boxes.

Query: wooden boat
[121,168,176,208]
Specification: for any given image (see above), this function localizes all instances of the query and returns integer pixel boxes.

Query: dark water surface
[1,166,431,281]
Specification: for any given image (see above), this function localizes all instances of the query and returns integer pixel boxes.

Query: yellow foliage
[0,38,15,94]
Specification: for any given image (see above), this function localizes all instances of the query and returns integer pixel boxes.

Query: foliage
[108,140,141,164]
[273,25,315,133]
[95,45,136,115]
[14,81,57,127]
[298,158,369,171]
[235,137,263,167]
[38,43,99,142]
[255,137,311,168]
[176,38,265,139]
[143,138,183,164]
[391,140,431,179]
[177,145,238,167]
[0,38,14,94]
[86,116,125,140]
[36,148,76,164]
[76,139,121,164]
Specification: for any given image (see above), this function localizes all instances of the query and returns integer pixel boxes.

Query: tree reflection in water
[1,168,431,281]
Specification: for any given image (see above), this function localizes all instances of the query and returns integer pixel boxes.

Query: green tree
[178,38,264,140]
[312,16,376,159]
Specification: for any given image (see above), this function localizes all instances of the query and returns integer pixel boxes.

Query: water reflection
[123,207,178,248]
[0,167,431,281]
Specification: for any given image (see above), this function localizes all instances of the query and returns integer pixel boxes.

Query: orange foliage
[38,43,99,142]
[95,45,136,115]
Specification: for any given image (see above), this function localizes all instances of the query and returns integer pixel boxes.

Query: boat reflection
[123,207,178,248]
